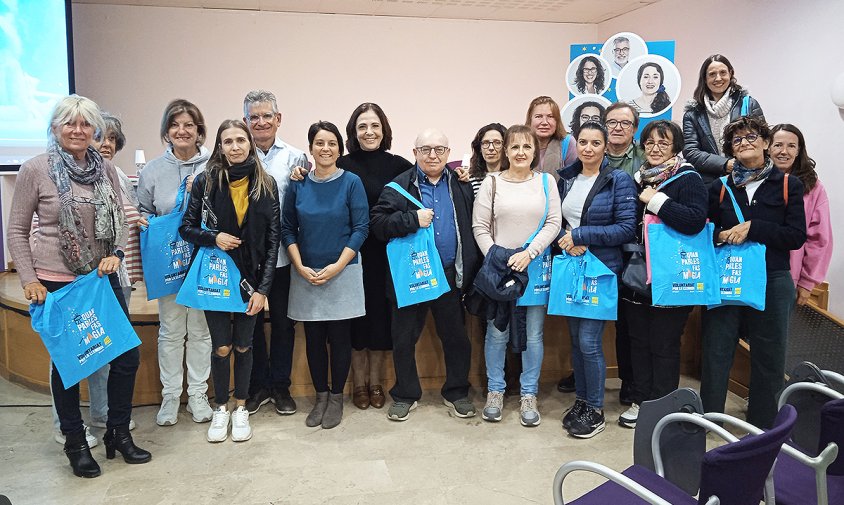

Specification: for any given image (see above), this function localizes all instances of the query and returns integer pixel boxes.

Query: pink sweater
[8,153,127,287]
[472,172,562,256]
[790,180,833,290]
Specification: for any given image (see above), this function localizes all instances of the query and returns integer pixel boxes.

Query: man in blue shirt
[370,128,480,422]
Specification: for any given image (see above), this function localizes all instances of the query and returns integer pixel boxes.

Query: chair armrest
[651,412,739,476]
[553,461,672,505]
[821,370,844,390]
[778,382,843,410]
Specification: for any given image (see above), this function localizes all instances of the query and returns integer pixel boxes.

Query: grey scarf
[47,144,124,274]
[704,89,735,156]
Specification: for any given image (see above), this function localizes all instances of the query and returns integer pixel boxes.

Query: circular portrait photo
[566,54,612,97]
[616,55,682,118]
[601,32,648,79]
[561,94,613,135]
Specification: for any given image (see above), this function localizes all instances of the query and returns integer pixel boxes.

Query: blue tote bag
[708,177,767,310]
[548,250,618,320]
[140,177,194,300]
[517,172,553,307]
[643,171,721,306]
[384,182,450,308]
[30,271,141,388]
[176,246,248,312]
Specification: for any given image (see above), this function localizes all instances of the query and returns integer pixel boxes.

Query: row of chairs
[554,362,844,505]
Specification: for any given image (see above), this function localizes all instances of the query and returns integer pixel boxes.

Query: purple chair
[553,405,797,505]
[772,368,844,505]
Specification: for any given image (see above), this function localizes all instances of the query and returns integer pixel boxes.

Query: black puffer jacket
[682,89,764,185]
[179,170,280,300]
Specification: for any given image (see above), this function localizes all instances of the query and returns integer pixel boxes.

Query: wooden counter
[0,272,704,404]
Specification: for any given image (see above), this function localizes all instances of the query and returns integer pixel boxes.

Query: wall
[600,0,844,317]
[71,4,595,170]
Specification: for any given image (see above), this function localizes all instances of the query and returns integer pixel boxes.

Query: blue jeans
[484,306,546,396]
[568,317,607,409]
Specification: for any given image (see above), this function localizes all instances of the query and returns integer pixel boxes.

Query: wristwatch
[528,249,537,260]
[112,249,125,260]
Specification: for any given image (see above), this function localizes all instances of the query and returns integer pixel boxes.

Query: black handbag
[621,243,651,297]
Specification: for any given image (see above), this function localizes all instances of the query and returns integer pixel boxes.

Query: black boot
[64,430,101,478]
[104,424,152,464]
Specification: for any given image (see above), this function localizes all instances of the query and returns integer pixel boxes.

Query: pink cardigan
[790,179,833,290]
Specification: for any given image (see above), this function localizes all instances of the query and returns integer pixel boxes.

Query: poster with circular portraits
[561,95,613,133]
[601,32,647,79]
[616,55,682,118]
[566,54,611,97]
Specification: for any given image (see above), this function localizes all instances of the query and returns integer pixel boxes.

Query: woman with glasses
[467,123,507,196]
[282,121,369,429]
[617,120,707,430]
[573,56,605,95]
[568,101,606,139]
[629,62,671,115]
[700,116,805,429]
[770,124,833,307]
[557,121,637,438]
[683,54,765,186]
[137,99,214,427]
[526,96,577,181]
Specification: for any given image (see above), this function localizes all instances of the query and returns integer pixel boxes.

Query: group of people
[8,52,831,478]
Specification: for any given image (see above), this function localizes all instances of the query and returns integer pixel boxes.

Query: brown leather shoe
[353,386,370,410]
[369,385,386,409]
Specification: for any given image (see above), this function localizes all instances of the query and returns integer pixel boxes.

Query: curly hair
[771,123,817,194]
[637,63,671,113]
[722,116,771,158]
[574,56,605,94]
[468,123,507,179]
[568,101,606,137]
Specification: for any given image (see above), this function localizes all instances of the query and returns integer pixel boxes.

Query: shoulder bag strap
[656,169,700,190]
[719,175,746,224]
[741,95,750,116]
[386,181,425,209]
[525,172,550,244]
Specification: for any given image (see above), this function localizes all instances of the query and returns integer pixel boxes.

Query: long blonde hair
[206,119,275,200]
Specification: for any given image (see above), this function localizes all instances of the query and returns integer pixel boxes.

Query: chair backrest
[820,398,844,475]
[698,405,797,505]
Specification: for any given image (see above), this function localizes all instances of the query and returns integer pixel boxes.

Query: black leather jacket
[179,171,280,299]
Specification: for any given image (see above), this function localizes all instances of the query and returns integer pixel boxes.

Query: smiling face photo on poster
[566,54,612,97]
[600,32,647,79]
[616,55,681,118]
[561,94,613,135]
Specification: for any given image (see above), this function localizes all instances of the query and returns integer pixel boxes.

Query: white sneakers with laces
[231,406,252,442]
[207,406,230,443]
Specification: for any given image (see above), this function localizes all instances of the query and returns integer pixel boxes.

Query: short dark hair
[722,116,771,157]
[574,55,605,94]
[345,102,393,153]
[639,120,683,156]
[575,121,609,143]
[469,122,507,179]
[308,121,344,157]
[501,124,540,170]
[604,102,640,128]
[693,54,743,105]
[770,123,817,194]
[569,101,606,137]
[159,99,206,147]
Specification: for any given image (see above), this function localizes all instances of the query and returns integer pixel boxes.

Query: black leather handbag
[621,243,651,297]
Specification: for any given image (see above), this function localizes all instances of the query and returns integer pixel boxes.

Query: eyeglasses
[731,133,760,146]
[416,145,449,156]
[580,114,602,123]
[480,140,502,150]
[644,140,672,151]
[613,47,630,54]
[248,113,276,124]
[582,67,598,74]
[605,119,633,130]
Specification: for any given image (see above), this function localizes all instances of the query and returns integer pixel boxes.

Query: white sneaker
[54,425,98,448]
[231,406,252,442]
[207,406,230,443]
[89,417,136,430]
[156,395,180,426]
[619,403,639,429]
[187,393,213,423]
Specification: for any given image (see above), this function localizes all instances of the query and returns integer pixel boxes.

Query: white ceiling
[73,0,660,24]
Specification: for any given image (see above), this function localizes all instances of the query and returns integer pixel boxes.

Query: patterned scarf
[47,143,124,274]
[732,157,774,188]
[638,154,684,186]
[704,88,734,156]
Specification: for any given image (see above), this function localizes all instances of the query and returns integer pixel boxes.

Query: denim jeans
[568,317,607,409]
[250,265,296,395]
[205,311,257,405]
[484,305,546,396]
[701,270,794,428]
[157,294,211,399]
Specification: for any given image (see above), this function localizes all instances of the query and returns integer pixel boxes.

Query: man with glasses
[370,128,479,422]
[558,102,643,404]
[611,36,631,72]
[241,90,307,416]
